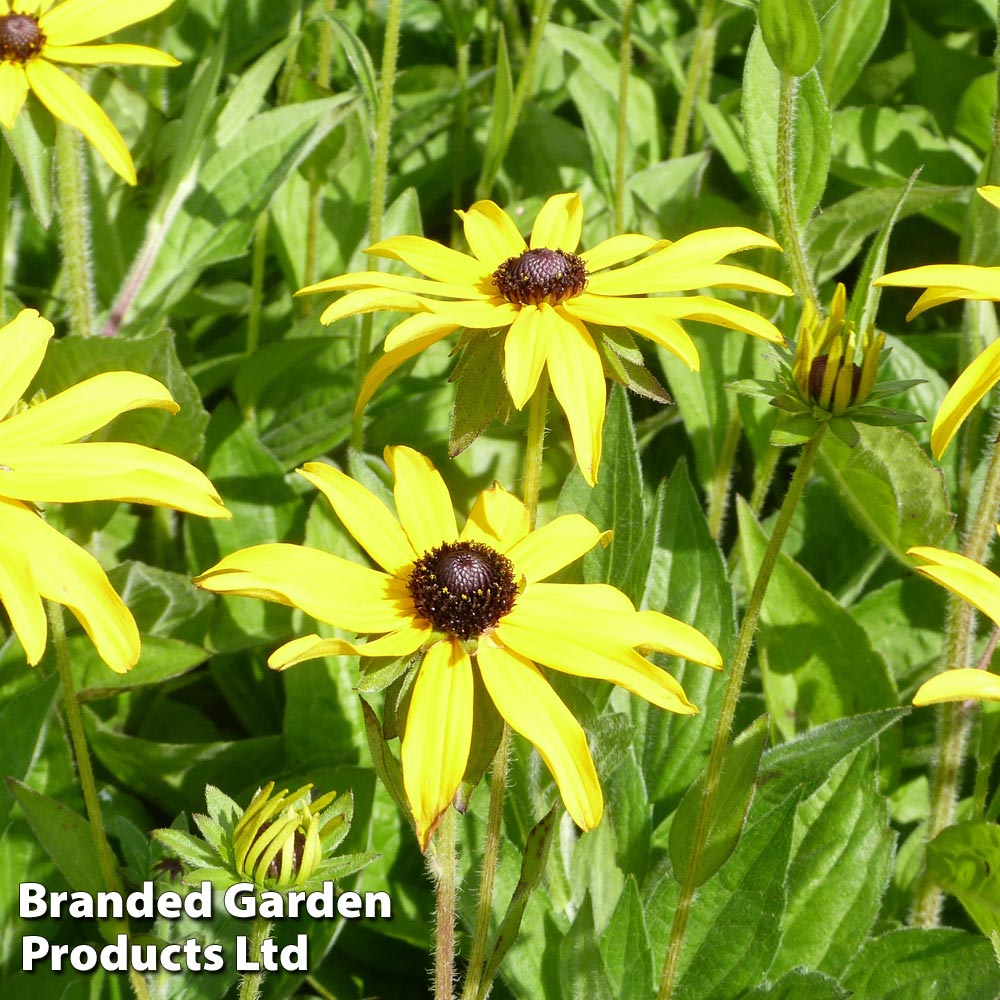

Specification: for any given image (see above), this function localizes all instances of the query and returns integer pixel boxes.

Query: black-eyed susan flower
[0,0,178,184]
[875,186,1000,458]
[297,192,792,484]
[908,542,1000,706]
[731,283,922,446]
[194,446,722,848]
[0,309,228,672]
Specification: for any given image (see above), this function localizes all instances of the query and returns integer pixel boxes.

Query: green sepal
[360,697,412,825]
[357,651,418,695]
[850,406,926,427]
[727,377,788,400]
[771,412,822,446]
[771,393,812,413]
[456,669,504,812]
[154,827,224,871]
[449,329,512,457]
[863,379,926,402]
[598,328,672,404]
[828,416,861,447]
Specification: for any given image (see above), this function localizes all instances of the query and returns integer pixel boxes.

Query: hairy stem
[237,916,273,1000]
[670,1,718,160]
[614,0,635,233]
[434,806,458,1000]
[55,124,95,338]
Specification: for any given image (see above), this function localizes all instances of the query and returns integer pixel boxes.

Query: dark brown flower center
[407,540,518,640]
[0,14,44,64]
[493,248,587,306]
[808,355,862,406]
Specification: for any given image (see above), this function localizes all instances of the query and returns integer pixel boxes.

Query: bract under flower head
[875,186,1000,458]
[0,0,179,184]
[297,192,792,485]
[908,538,1000,706]
[0,308,229,672]
[194,445,723,849]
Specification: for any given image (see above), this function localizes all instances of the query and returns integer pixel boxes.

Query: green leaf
[71,636,206,700]
[557,385,649,603]
[819,0,889,107]
[744,29,831,227]
[449,331,511,456]
[759,0,821,77]
[5,779,104,896]
[738,499,897,740]
[669,716,769,887]
[816,423,954,567]
[326,11,378,119]
[640,460,735,809]
[600,876,654,999]
[770,744,894,978]
[560,893,616,999]
[6,103,54,229]
[744,970,849,999]
[359,698,411,825]
[478,24,514,196]
[0,676,58,830]
[842,928,1000,999]
[926,821,1000,935]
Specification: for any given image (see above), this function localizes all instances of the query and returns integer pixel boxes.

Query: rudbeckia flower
[0,309,228,672]
[908,542,1000,705]
[0,0,179,184]
[195,445,722,847]
[875,186,1000,458]
[298,193,791,484]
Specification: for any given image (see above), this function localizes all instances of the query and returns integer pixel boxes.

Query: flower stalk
[237,915,273,1000]
[55,122,95,338]
[433,806,458,1000]
[614,0,635,233]
[670,0,718,160]
[657,426,826,1000]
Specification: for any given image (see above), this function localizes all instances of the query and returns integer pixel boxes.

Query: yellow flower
[875,186,1000,459]
[0,309,228,672]
[297,193,791,485]
[0,0,179,184]
[908,542,1000,705]
[195,445,722,848]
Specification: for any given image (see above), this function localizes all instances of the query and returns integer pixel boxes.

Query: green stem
[55,123,95,338]
[451,39,471,247]
[670,1,718,160]
[614,0,635,233]
[912,429,1000,925]
[749,445,780,518]
[657,427,825,1000]
[246,212,268,356]
[776,72,819,310]
[433,806,458,1000]
[461,726,511,1000]
[0,139,11,323]
[49,603,151,1000]
[706,407,742,540]
[237,916,273,1000]
[352,0,403,451]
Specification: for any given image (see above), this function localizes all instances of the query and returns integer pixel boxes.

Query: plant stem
[657,427,825,1000]
[912,427,1000,925]
[614,0,635,233]
[706,407,742,540]
[246,212,268,355]
[776,72,819,310]
[0,139,11,322]
[55,123,95,338]
[433,806,458,1000]
[451,39,471,247]
[670,1,718,160]
[49,603,151,1000]
[237,916,273,1000]
[352,0,403,451]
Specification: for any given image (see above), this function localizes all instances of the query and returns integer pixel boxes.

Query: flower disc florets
[0,14,44,63]
[493,248,587,306]
[408,540,518,640]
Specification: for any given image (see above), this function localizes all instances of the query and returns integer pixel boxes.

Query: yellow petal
[930,337,1000,458]
[383,312,462,353]
[874,263,1000,292]
[478,638,602,829]
[529,193,583,253]
[628,610,722,668]
[385,446,458,552]
[297,461,416,576]
[25,59,136,184]
[562,293,702,370]
[0,62,29,127]
[651,227,781,268]
[546,308,606,486]
[908,545,1000,629]
[652,294,785,343]
[0,442,227,517]
[0,309,53,418]
[42,43,179,66]
[301,270,486,301]
[978,186,1000,212]
[458,200,527,269]
[587,262,792,298]
[39,0,173,46]
[506,515,601,582]
[0,371,176,449]
[579,234,664,272]
[0,504,47,664]
[913,668,1000,706]
[503,305,551,409]
[460,483,530,551]
[496,615,696,714]
[424,297,518,329]
[194,543,412,633]
[318,287,427,327]
[904,285,991,321]
[401,638,474,850]
[366,235,490,286]
[267,626,428,671]
[355,326,458,416]
[0,498,138,672]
